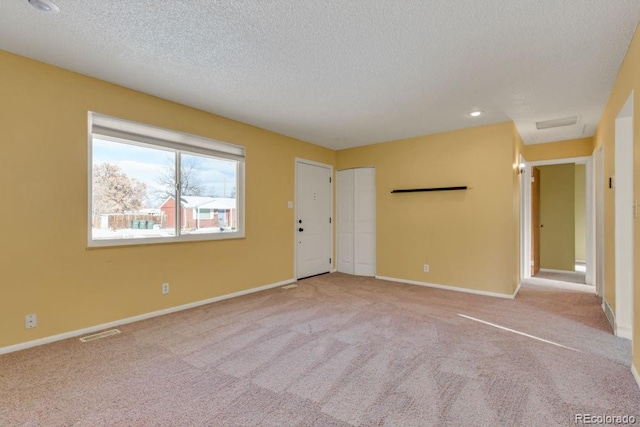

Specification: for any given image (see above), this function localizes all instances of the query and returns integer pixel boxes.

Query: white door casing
[521,156,594,285]
[296,160,332,279]
[614,93,634,339]
[596,147,605,297]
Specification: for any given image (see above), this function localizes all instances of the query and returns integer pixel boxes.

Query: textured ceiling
[1,1,639,149]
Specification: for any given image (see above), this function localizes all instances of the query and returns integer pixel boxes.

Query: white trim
[595,146,605,297]
[90,112,245,159]
[521,156,594,284]
[87,112,246,248]
[375,276,519,299]
[632,364,640,391]
[294,158,334,280]
[520,154,528,280]
[614,92,634,345]
[527,156,589,167]
[513,283,521,298]
[522,161,532,279]
[585,156,595,286]
[602,299,615,333]
[538,268,579,274]
[0,277,295,355]
[616,323,632,340]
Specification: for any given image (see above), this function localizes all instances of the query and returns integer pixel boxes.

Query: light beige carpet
[534,269,587,284]
[1,273,638,426]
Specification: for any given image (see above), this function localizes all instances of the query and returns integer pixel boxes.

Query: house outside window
[88,112,245,247]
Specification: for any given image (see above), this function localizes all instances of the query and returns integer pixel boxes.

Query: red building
[160,196,237,230]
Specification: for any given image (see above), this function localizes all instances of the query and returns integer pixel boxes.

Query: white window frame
[87,112,245,247]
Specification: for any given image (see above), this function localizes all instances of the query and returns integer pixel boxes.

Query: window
[88,112,244,247]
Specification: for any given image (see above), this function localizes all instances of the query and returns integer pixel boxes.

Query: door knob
[299,228,304,232]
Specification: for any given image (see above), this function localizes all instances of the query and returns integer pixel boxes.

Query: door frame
[294,158,334,280]
[519,155,528,280]
[614,92,634,339]
[531,166,541,277]
[594,146,604,297]
[521,156,594,284]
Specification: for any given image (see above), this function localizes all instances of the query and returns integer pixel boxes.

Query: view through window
[89,113,244,246]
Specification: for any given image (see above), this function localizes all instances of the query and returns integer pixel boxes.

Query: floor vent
[281,284,298,290]
[79,329,121,343]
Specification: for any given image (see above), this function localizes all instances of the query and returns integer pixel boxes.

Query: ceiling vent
[535,116,578,130]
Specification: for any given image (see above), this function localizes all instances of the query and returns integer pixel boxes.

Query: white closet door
[337,170,355,274]
[354,168,376,276]
[337,168,376,276]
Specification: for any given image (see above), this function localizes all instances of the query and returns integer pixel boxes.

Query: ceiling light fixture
[469,110,483,117]
[28,0,60,13]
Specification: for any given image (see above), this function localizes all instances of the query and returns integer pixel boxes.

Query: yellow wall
[0,51,335,348]
[538,164,575,271]
[593,25,640,374]
[523,137,593,162]
[336,122,520,296]
[575,164,586,261]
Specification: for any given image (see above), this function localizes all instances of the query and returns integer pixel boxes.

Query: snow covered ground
[92,227,231,240]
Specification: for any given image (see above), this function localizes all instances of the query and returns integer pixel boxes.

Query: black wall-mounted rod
[391,186,467,193]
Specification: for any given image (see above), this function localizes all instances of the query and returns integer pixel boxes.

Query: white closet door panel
[337,170,355,274]
[354,168,376,276]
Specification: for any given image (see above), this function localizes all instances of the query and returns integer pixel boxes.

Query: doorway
[614,93,634,339]
[522,156,594,285]
[531,166,541,276]
[336,168,376,276]
[295,159,333,280]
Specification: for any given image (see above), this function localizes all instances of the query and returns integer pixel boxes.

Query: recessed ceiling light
[469,110,483,117]
[28,0,60,13]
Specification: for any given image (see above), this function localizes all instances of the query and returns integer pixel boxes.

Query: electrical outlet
[162,283,170,294]
[25,314,37,329]
[423,264,429,273]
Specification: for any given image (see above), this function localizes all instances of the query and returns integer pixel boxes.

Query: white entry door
[296,160,332,279]
[337,168,376,276]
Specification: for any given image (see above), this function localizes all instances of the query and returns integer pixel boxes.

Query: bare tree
[92,163,148,225]
[153,156,205,201]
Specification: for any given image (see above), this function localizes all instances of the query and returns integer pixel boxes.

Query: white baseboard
[0,278,296,355]
[616,324,633,340]
[512,283,521,299]
[375,276,517,299]
[539,268,578,274]
[633,364,640,391]
[602,299,616,333]
[600,298,632,340]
